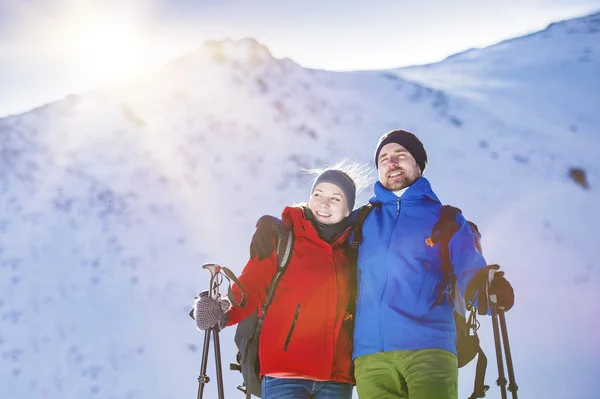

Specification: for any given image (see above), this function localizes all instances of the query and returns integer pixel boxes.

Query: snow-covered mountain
[1,11,599,399]
[396,12,600,156]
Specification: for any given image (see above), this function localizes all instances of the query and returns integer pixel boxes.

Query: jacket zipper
[284,303,301,351]
[380,198,401,351]
[356,268,362,316]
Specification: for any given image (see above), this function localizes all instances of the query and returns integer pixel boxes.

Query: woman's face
[308,182,350,225]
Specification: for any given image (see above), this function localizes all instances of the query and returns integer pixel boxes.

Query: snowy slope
[1,18,599,399]
[396,12,600,158]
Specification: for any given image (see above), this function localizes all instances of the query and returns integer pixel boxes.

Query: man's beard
[387,176,411,191]
[384,169,419,191]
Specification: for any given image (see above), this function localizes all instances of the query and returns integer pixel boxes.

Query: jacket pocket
[416,247,442,305]
[284,303,301,351]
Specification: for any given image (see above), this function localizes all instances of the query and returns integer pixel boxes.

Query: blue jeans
[261,376,353,399]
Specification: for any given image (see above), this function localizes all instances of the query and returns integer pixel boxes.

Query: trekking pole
[489,301,508,399]
[498,309,519,399]
[196,263,226,399]
[483,266,506,399]
[197,328,213,399]
[486,268,518,399]
[212,327,225,397]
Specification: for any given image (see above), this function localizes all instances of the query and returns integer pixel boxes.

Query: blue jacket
[352,177,487,360]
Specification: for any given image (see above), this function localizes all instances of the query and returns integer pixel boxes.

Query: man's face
[377,142,421,191]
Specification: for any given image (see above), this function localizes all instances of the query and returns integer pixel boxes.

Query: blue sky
[1,0,599,117]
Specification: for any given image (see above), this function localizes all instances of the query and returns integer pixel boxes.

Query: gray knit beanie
[311,169,356,211]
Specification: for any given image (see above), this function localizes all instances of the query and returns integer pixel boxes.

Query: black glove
[249,216,287,260]
[490,274,514,312]
[193,291,231,331]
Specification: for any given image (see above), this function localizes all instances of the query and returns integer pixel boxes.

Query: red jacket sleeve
[226,252,277,326]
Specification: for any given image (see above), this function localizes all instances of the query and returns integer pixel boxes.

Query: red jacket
[227,206,355,384]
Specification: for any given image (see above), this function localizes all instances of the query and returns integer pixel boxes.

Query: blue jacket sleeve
[449,213,487,299]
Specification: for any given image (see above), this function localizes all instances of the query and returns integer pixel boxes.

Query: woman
[194,164,368,399]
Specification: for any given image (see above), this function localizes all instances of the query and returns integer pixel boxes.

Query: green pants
[354,349,458,399]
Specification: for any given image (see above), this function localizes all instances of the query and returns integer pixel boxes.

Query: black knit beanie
[374,130,428,172]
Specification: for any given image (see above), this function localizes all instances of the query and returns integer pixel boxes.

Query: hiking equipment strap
[431,205,491,398]
[244,229,294,399]
[263,230,295,313]
[345,202,379,327]
[430,205,462,306]
[468,347,490,399]
[221,266,247,308]
[349,202,379,249]
[466,306,489,398]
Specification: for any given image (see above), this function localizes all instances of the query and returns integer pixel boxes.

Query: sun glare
[72,20,151,83]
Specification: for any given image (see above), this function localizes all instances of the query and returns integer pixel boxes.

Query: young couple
[194,129,515,399]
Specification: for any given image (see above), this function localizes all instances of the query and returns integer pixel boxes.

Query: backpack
[349,203,490,399]
[230,230,295,399]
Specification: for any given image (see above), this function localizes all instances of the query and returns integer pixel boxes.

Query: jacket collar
[370,176,440,205]
[282,205,351,247]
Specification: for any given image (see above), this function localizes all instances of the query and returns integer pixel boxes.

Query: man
[251,129,515,399]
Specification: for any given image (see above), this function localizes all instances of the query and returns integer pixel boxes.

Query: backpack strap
[468,221,482,254]
[258,229,294,325]
[263,230,294,310]
[342,202,379,337]
[349,202,380,250]
[432,206,489,398]
[243,229,294,399]
[430,205,463,306]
